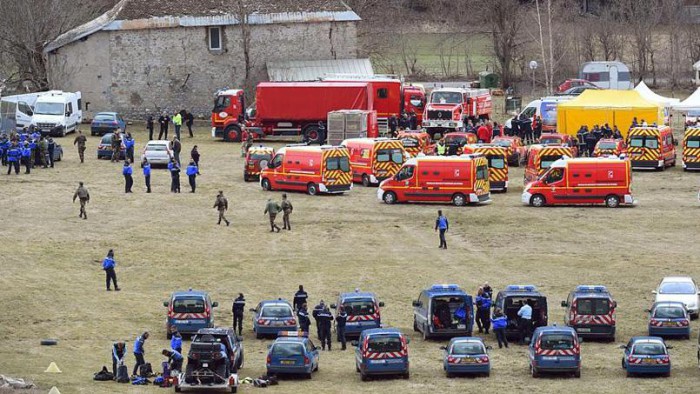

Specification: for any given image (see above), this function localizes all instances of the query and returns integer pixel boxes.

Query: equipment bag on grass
[93,366,114,381]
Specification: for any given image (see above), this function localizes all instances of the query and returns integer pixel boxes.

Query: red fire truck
[211,82,374,144]
[422,87,492,139]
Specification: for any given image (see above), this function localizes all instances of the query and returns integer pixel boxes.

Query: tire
[503,187,508,193]
[243,173,249,182]
[261,178,272,191]
[256,332,263,339]
[306,183,318,196]
[224,125,242,142]
[574,369,581,378]
[305,372,312,380]
[91,130,96,136]
[626,371,633,378]
[530,194,546,207]
[175,386,182,393]
[167,331,172,340]
[383,191,397,205]
[422,324,429,340]
[446,372,454,378]
[402,372,410,379]
[452,193,466,206]
[413,318,419,332]
[231,386,237,393]
[40,339,58,346]
[362,174,370,187]
[605,194,620,208]
[530,365,539,378]
[356,364,360,373]
[360,372,368,381]
[304,126,321,144]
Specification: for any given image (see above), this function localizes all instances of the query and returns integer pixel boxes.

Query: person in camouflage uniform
[74,130,87,163]
[281,193,293,231]
[213,191,230,226]
[39,136,48,168]
[72,182,90,219]
[264,198,282,233]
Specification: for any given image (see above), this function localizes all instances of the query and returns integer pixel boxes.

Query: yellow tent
[556,90,663,137]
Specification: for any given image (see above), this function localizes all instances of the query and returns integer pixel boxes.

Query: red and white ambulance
[377,155,491,206]
[341,138,407,186]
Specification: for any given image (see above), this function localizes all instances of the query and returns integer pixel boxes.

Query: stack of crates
[326,110,377,145]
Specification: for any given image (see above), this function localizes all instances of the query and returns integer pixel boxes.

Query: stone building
[44,0,360,118]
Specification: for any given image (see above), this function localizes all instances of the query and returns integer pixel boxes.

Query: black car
[190,328,244,374]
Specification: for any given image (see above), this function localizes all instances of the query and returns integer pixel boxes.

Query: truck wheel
[383,191,397,204]
[304,126,321,144]
[305,372,312,380]
[261,178,272,191]
[243,173,249,182]
[307,183,318,195]
[605,195,620,208]
[413,318,419,332]
[530,194,546,207]
[224,125,242,142]
[362,174,370,187]
[452,193,466,206]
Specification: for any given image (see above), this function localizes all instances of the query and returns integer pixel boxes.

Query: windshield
[261,306,292,318]
[659,282,696,294]
[540,334,574,350]
[540,155,561,169]
[451,342,484,355]
[34,102,64,116]
[431,91,462,104]
[250,153,272,161]
[367,336,402,353]
[325,156,350,172]
[95,114,115,121]
[445,135,467,146]
[540,137,561,145]
[342,299,375,315]
[598,142,617,150]
[487,155,505,169]
[686,138,700,148]
[630,136,658,149]
[476,165,488,180]
[146,144,168,151]
[213,95,231,111]
[173,297,205,313]
[492,139,511,148]
[271,343,304,357]
[632,343,666,356]
[506,297,542,309]
[376,149,404,164]
[576,298,610,315]
[654,306,686,318]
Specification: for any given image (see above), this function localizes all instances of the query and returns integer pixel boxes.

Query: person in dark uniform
[475,287,492,334]
[435,210,448,249]
[142,158,151,193]
[213,191,230,226]
[73,182,90,219]
[585,128,598,157]
[264,198,281,232]
[281,193,293,230]
[312,301,325,340]
[388,115,398,136]
[123,161,133,193]
[232,293,245,336]
[293,285,308,311]
[533,115,543,142]
[170,327,182,354]
[168,159,180,193]
[186,161,197,193]
[102,249,120,291]
[297,303,311,333]
[336,306,348,350]
[409,112,418,130]
[317,121,327,144]
[112,341,127,378]
[6,141,20,174]
[47,137,55,168]
[521,118,533,144]
[124,132,135,163]
[186,111,195,138]
[21,141,31,174]
[158,112,170,140]
[191,145,201,174]
[133,332,149,376]
[162,349,184,372]
[74,130,87,163]
[146,114,154,141]
[317,306,334,351]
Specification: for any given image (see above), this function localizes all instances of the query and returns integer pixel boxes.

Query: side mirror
[330,304,337,309]
[212,302,219,308]
[652,291,657,294]
[618,344,627,349]
[411,301,420,307]
[163,301,169,307]
[439,346,447,350]
[249,308,256,312]
[645,309,651,313]
[666,345,673,350]
[561,301,568,307]
[613,301,618,308]
[485,345,492,351]
[351,340,359,347]
[379,302,385,307]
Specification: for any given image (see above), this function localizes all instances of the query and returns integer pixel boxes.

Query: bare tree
[480,0,528,89]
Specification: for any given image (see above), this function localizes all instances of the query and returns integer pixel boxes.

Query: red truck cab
[211,89,246,142]
[422,87,492,139]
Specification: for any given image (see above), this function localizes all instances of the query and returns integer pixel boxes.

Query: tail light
[534,337,543,355]
[447,356,458,364]
[168,304,174,318]
[480,356,489,363]
[680,319,689,327]
[266,355,271,364]
[659,356,670,364]
[304,356,310,365]
[289,319,296,325]
[650,318,659,325]
[257,319,265,325]
[573,339,581,355]
[205,305,211,317]
[228,376,236,386]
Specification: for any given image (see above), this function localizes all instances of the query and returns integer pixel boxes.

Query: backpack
[116,364,130,383]
[139,362,153,378]
[93,366,114,381]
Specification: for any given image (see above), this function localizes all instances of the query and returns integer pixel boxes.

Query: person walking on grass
[123,161,133,193]
[73,181,90,219]
[264,198,282,233]
[191,145,201,174]
[281,193,293,230]
[102,249,120,291]
[186,111,194,138]
[74,130,87,163]
[435,210,448,249]
[142,158,151,193]
[186,160,197,193]
[213,190,230,226]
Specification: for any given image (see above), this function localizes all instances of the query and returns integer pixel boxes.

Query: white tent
[634,81,680,107]
[673,87,700,111]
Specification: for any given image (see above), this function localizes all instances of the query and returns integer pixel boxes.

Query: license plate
[457,324,466,330]
[347,322,359,326]
[643,358,655,364]
[663,322,675,326]
[273,321,284,326]
[177,320,189,324]
[369,360,383,364]
[576,328,591,333]
[542,356,557,361]
[202,363,208,368]
[281,360,295,365]
[461,358,476,364]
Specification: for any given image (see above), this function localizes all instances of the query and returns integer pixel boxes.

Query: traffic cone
[48,387,61,394]
[44,362,61,373]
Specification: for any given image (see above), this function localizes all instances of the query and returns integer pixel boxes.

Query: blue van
[493,285,548,339]
[528,325,581,378]
[163,289,218,337]
[266,331,319,379]
[562,285,616,341]
[331,290,384,338]
[412,284,474,340]
[354,328,410,381]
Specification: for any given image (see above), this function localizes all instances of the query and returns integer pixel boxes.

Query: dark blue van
[412,284,474,340]
[354,328,409,381]
[493,285,548,339]
[163,289,217,337]
[331,290,384,338]
[528,325,581,378]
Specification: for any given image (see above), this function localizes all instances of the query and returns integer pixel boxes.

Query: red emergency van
[342,138,406,186]
[627,126,676,170]
[524,144,574,184]
[522,156,636,208]
[463,145,509,192]
[260,145,352,195]
[377,155,491,206]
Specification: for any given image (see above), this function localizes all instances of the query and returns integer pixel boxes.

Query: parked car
[441,337,491,377]
[492,136,527,167]
[647,301,691,339]
[91,112,126,136]
[557,79,598,93]
[620,337,672,377]
[163,290,218,337]
[266,331,319,379]
[97,133,125,160]
[653,276,699,319]
[556,86,600,96]
[250,299,297,339]
[176,329,240,393]
[141,140,172,166]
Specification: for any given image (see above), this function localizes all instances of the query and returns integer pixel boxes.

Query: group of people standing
[505,115,543,144]
[1,130,58,174]
[388,111,419,136]
[577,123,624,156]
[146,110,195,141]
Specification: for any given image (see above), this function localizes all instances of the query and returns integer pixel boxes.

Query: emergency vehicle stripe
[683,147,700,162]
[685,128,700,137]
[627,146,659,161]
[372,140,404,177]
[172,313,207,319]
[322,148,352,186]
[536,147,573,176]
[629,127,659,137]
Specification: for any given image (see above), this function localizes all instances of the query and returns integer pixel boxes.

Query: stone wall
[47,20,358,120]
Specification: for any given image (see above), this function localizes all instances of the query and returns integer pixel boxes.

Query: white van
[504,95,575,133]
[579,61,633,90]
[31,91,82,137]
[0,92,47,131]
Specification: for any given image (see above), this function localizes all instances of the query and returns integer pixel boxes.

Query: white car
[653,277,700,319]
[141,140,173,166]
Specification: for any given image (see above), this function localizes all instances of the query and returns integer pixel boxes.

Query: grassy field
[0,125,699,394]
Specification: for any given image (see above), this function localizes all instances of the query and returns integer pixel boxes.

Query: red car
[556,79,598,93]
[492,136,527,167]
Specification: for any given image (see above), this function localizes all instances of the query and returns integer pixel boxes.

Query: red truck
[211,82,375,144]
[422,87,492,139]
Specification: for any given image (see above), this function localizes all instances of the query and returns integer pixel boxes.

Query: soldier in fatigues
[264,198,281,232]
[281,193,293,230]
[213,191,230,226]
[72,182,90,219]
[74,130,87,163]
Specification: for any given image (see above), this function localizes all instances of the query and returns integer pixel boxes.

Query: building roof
[268,59,374,82]
[45,0,359,53]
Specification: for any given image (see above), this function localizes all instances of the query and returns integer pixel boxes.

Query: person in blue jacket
[142,158,151,193]
[475,287,492,334]
[102,249,120,291]
[491,309,508,348]
[186,160,198,193]
[162,349,183,372]
[122,161,133,193]
[133,332,149,376]
[6,142,21,175]
[170,327,182,354]
[168,159,180,193]
[21,142,31,174]
[124,132,135,163]
[435,210,449,249]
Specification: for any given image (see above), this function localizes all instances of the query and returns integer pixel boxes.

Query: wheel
[56,152,62,162]
[503,187,508,193]
[413,318,419,332]
[167,331,172,339]
[175,386,181,393]
[305,372,312,380]
[360,372,368,381]
[362,174,370,187]
[231,386,237,393]
[446,372,454,378]
[626,371,632,378]
[530,365,539,378]
[304,126,321,144]
[306,183,318,195]
[402,372,409,379]
[224,125,242,142]
[383,191,397,205]
[40,339,58,346]
[261,178,272,191]
[605,194,620,208]
[314,362,318,372]
[422,324,429,340]
[255,330,262,339]
[91,130,96,136]
[574,369,581,378]
[243,173,249,182]
[452,193,466,206]
[663,371,671,378]
[530,194,546,207]
[356,364,360,373]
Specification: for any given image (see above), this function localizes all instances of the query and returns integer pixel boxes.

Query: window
[521,106,537,119]
[576,298,610,315]
[208,27,222,51]
[325,156,350,172]
[270,154,283,168]
[18,102,33,116]
[487,156,505,169]
[271,343,304,357]
[261,306,292,318]
[214,95,231,110]
[544,168,564,183]
[360,149,370,159]
[618,71,631,82]
[540,335,574,350]
[395,165,414,181]
[77,98,82,110]
[431,91,462,104]
[540,155,562,169]
[451,342,484,356]
[342,299,376,315]
[95,114,115,121]
[632,343,666,356]
[687,138,700,148]
[654,306,685,319]
[376,149,404,164]
[476,165,488,180]
[34,102,63,116]
[659,282,696,294]
[377,88,388,99]
[367,337,402,353]
[172,297,206,313]
[66,103,73,115]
